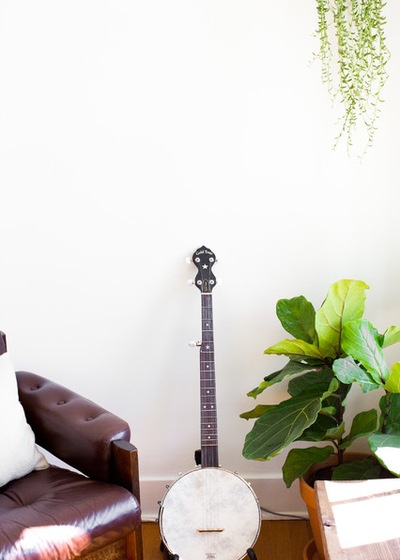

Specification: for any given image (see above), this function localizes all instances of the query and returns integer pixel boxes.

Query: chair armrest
[112,440,141,500]
[16,371,132,484]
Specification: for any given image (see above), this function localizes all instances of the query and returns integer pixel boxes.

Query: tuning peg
[185,256,192,264]
[187,279,195,286]
[189,340,202,347]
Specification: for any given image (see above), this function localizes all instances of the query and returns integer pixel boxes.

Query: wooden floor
[143,519,313,560]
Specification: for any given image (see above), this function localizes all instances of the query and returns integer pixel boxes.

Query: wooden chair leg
[126,526,144,560]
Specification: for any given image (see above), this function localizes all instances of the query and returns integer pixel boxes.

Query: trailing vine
[315,0,390,155]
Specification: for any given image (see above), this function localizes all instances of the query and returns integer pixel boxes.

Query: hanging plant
[315,0,390,154]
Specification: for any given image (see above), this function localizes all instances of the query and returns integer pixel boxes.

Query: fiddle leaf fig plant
[241,279,400,487]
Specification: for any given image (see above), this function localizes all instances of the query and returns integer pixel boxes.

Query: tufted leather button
[57,400,66,405]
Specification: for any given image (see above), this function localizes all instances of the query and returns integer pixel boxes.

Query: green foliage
[341,320,390,382]
[242,279,400,486]
[339,410,378,449]
[382,326,400,348]
[315,279,368,358]
[385,363,400,393]
[265,339,324,360]
[242,379,339,461]
[276,296,316,344]
[283,446,334,488]
[315,0,390,155]
[333,356,381,392]
[239,404,275,420]
[332,458,381,480]
[368,433,400,476]
[247,361,320,399]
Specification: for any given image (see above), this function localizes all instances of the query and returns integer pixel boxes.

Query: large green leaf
[301,414,339,442]
[341,319,390,383]
[240,404,276,420]
[276,296,316,344]
[384,363,400,393]
[282,446,334,488]
[242,381,338,461]
[379,393,400,434]
[247,360,319,398]
[339,409,378,449]
[288,368,335,397]
[319,406,337,416]
[325,422,345,442]
[265,339,324,360]
[332,458,381,480]
[333,355,383,392]
[382,325,400,348]
[368,433,400,476]
[315,279,369,359]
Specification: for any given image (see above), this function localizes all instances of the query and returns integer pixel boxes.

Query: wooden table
[315,478,400,559]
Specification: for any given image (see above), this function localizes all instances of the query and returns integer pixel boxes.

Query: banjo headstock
[192,246,217,294]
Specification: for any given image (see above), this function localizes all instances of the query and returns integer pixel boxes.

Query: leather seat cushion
[0,465,141,559]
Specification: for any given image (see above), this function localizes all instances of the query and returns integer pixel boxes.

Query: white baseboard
[139,474,308,522]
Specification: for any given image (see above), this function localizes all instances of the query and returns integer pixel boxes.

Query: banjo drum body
[159,466,261,560]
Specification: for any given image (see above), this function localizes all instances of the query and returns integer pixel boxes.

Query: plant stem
[336,383,346,463]
[381,390,391,435]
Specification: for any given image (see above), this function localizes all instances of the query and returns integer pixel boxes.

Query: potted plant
[241,279,400,558]
[314,0,390,155]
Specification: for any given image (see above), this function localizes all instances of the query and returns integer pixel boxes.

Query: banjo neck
[200,292,219,468]
[192,245,219,469]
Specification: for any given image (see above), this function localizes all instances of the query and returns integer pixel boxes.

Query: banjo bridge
[196,528,225,533]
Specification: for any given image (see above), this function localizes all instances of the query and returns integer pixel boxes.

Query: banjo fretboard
[200,293,218,468]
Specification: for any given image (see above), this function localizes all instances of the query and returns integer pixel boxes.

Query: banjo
[159,246,261,560]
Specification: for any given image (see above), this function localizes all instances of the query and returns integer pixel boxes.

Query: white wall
[0,1,399,519]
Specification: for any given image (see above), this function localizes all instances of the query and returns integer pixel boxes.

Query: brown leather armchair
[0,332,143,560]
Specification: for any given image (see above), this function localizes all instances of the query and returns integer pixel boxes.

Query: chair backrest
[0,332,7,355]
